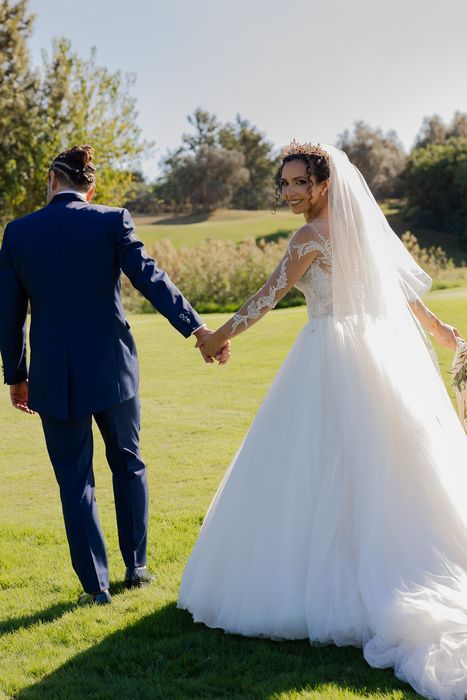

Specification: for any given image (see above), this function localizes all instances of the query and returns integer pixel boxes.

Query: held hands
[194,327,231,365]
[10,380,35,415]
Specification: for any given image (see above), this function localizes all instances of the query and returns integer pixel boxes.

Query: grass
[133,209,298,249]
[0,296,466,699]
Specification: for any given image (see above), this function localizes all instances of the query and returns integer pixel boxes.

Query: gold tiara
[281,139,328,160]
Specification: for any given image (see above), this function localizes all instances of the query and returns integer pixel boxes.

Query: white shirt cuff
[192,323,207,334]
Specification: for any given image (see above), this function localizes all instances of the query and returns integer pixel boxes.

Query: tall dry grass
[122,233,459,313]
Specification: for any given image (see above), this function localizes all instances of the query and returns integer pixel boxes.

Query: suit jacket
[0,192,203,421]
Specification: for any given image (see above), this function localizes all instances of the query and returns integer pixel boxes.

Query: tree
[32,38,148,209]
[219,116,280,209]
[0,1,147,227]
[181,108,219,153]
[0,0,40,224]
[336,121,406,199]
[158,109,225,211]
[164,145,249,212]
[405,137,467,246]
[415,112,467,148]
[449,112,467,139]
[159,110,277,212]
[405,112,467,246]
[414,114,447,149]
[123,171,160,213]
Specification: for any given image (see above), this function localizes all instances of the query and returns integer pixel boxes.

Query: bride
[178,141,467,699]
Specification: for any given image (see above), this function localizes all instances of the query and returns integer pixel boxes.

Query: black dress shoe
[124,565,155,588]
[77,590,112,606]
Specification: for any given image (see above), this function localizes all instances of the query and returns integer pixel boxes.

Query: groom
[0,144,229,605]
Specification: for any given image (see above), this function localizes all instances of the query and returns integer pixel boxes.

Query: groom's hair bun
[50,144,96,191]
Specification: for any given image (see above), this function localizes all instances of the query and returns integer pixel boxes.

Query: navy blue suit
[0,192,203,592]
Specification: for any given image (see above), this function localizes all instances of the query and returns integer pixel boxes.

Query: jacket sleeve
[115,209,204,338]
[0,226,28,384]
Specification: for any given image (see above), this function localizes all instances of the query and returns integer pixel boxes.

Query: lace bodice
[227,224,333,336]
[293,233,333,318]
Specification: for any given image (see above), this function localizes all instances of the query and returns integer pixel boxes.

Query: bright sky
[28,0,467,180]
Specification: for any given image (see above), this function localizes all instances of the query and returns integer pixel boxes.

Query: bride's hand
[196,328,231,364]
[433,321,461,350]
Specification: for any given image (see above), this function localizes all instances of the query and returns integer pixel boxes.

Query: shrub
[401,231,454,277]
[121,233,456,314]
[121,237,304,314]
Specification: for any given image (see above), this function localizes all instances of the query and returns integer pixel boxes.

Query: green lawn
[0,296,465,699]
[133,209,298,249]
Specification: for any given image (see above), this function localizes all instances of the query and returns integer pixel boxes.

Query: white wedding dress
[178,147,467,700]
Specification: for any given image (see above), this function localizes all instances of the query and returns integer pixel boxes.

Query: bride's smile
[279,158,328,220]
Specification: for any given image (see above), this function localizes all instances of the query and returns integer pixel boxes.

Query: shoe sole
[124,579,155,589]
[77,596,112,606]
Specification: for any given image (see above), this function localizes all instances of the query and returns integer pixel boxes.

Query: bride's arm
[408,297,460,349]
[198,225,324,357]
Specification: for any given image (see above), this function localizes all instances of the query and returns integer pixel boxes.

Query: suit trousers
[40,396,148,593]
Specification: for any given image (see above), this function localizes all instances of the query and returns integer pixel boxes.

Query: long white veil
[321,145,467,699]
[322,143,444,382]
[324,144,431,318]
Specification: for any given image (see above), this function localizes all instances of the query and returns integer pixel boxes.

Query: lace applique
[289,233,332,268]
[231,257,288,332]
[229,229,332,334]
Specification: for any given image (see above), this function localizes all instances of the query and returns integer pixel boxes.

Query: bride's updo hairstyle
[49,144,96,191]
[274,141,330,211]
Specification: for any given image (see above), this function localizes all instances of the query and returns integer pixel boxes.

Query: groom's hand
[9,381,35,415]
[194,327,230,365]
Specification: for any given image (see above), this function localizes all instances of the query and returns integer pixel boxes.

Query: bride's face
[280,159,326,216]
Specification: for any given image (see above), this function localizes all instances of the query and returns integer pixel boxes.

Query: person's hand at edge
[10,381,35,415]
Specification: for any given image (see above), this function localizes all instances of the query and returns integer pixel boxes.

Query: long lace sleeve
[224,224,329,337]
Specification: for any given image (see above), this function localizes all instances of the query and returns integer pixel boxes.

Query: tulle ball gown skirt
[178,315,467,700]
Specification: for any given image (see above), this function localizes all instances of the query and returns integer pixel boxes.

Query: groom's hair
[49,145,96,191]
